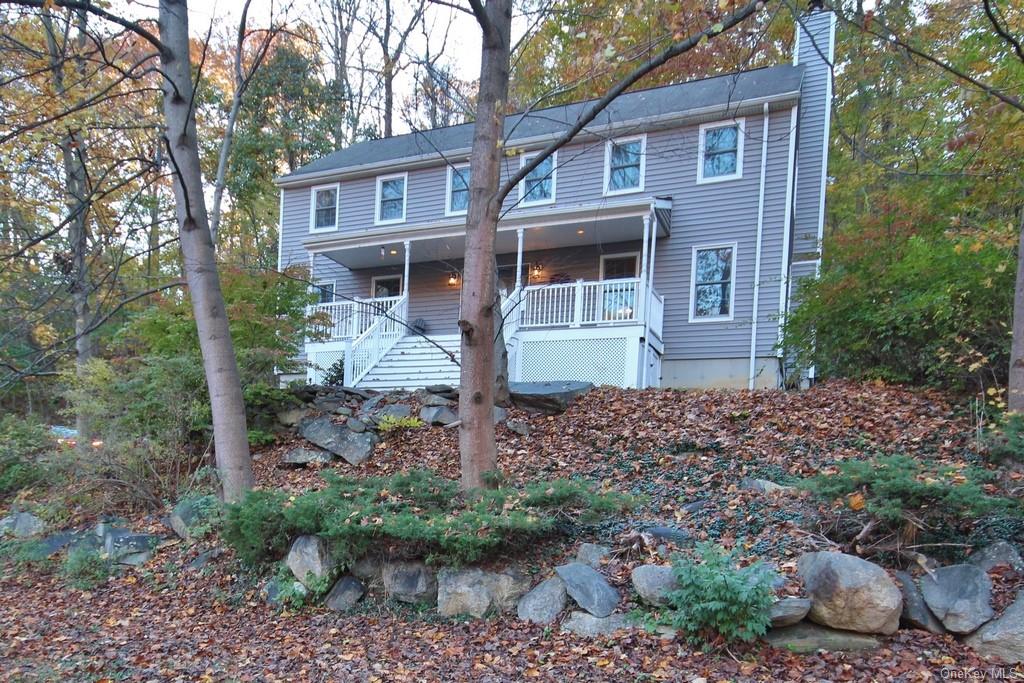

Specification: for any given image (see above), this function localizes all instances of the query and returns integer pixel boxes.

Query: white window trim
[696,118,745,184]
[314,279,336,304]
[603,134,646,196]
[374,172,408,225]
[370,274,403,298]
[518,151,557,207]
[689,242,738,323]
[599,251,641,280]
[308,183,340,233]
[445,163,471,217]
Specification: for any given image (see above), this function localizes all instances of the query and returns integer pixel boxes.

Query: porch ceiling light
[577,228,585,235]
[389,248,398,255]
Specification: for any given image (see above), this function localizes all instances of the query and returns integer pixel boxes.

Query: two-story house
[275,9,835,392]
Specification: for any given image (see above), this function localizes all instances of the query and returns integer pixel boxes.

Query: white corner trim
[815,12,837,270]
[444,163,470,217]
[518,150,557,207]
[696,118,745,185]
[277,188,285,271]
[308,183,340,233]
[777,105,799,354]
[748,103,770,390]
[688,241,738,324]
[374,171,408,225]
[602,134,646,197]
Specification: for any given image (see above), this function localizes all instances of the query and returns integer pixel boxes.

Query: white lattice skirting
[517,336,631,387]
[307,348,347,384]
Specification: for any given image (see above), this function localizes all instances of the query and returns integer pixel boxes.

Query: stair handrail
[345,293,408,386]
[499,286,522,342]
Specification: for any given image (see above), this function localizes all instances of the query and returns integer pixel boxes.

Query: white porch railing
[519,278,644,328]
[345,294,408,385]
[308,296,403,341]
[499,287,522,340]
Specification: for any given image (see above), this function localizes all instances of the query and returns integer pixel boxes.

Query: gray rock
[576,543,611,568]
[263,578,307,606]
[555,562,619,618]
[299,415,378,465]
[763,623,880,653]
[374,404,412,421]
[419,405,458,426]
[423,394,452,407]
[0,511,46,538]
[346,417,368,433]
[509,381,593,415]
[643,525,690,544]
[187,547,224,571]
[770,598,812,628]
[893,570,946,634]
[680,500,708,514]
[437,567,531,617]
[493,406,508,424]
[335,406,353,416]
[425,384,454,395]
[351,555,382,582]
[965,593,1024,663]
[276,407,310,427]
[919,564,993,634]
[102,529,159,564]
[169,496,219,542]
[286,535,336,588]
[560,611,632,637]
[325,576,365,611]
[382,561,437,604]
[282,447,332,466]
[517,577,567,624]
[630,564,675,607]
[505,419,530,436]
[970,541,1024,573]
[740,478,794,495]
[37,530,94,557]
[339,386,373,400]
[797,552,902,635]
[359,394,385,414]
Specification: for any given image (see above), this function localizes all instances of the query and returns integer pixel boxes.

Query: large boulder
[893,570,946,634]
[769,598,812,628]
[325,576,365,611]
[970,541,1024,573]
[299,415,378,465]
[102,528,160,565]
[797,552,902,635]
[560,611,632,637]
[517,577,568,624]
[419,405,458,426]
[0,511,46,538]
[919,564,993,634]
[276,406,310,427]
[509,381,593,415]
[965,593,1024,663]
[382,561,437,604]
[763,623,880,653]
[630,564,676,607]
[286,535,337,588]
[555,562,619,618]
[575,543,611,568]
[437,567,531,617]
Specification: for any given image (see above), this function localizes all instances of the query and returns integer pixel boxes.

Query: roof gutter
[275,90,802,189]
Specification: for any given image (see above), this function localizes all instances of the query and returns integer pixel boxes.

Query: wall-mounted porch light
[447,272,460,287]
[530,263,543,279]
[576,228,585,235]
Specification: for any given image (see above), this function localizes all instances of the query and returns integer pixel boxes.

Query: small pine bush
[984,412,1024,464]
[61,546,114,590]
[0,415,54,496]
[658,542,775,646]
[376,415,424,433]
[223,470,633,567]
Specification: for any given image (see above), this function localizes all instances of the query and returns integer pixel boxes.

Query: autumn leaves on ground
[2,381,1021,681]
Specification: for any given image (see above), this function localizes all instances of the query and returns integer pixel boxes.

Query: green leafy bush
[223,470,633,567]
[0,414,53,496]
[656,542,775,646]
[61,546,114,589]
[376,415,424,433]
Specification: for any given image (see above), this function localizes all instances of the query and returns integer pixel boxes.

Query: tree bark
[159,0,254,502]
[458,0,512,490]
[1010,208,1024,411]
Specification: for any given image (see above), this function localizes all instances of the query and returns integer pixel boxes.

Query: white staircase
[357,334,461,391]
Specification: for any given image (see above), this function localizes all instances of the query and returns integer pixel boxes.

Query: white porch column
[308,252,316,286]
[402,240,411,297]
[515,228,524,290]
[638,215,650,320]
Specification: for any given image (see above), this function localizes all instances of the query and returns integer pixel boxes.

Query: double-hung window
[520,152,556,205]
[697,119,744,183]
[310,185,339,232]
[375,173,407,224]
[604,136,645,194]
[690,244,736,321]
[447,165,471,215]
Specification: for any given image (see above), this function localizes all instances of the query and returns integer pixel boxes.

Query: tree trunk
[458,0,512,490]
[159,0,254,502]
[1010,209,1024,412]
[383,59,394,138]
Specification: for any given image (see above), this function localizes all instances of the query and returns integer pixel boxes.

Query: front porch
[304,199,669,390]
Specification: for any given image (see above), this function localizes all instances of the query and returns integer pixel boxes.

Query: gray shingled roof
[280,64,804,181]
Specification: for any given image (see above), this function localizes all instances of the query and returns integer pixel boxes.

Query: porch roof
[310,196,669,270]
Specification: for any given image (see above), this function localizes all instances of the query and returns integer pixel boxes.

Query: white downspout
[748,103,770,390]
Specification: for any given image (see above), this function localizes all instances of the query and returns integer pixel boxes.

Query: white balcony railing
[346,294,408,385]
[308,295,403,341]
[519,278,645,328]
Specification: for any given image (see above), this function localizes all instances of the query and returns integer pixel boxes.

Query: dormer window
[697,119,744,183]
[604,135,645,195]
[375,172,407,224]
[519,152,556,206]
[310,184,339,232]
[447,164,471,216]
